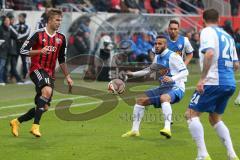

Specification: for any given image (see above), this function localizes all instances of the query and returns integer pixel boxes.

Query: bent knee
[184,110,191,120]
[208,113,221,126]
[41,86,52,98]
[160,94,171,103]
[185,108,200,120]
[136,96,149,106]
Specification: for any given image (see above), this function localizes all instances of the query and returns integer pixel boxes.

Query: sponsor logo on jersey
[46,46,57,53]
[56,38,62,44]
[178,44,182,49]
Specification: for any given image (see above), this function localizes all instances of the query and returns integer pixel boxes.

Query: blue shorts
[145,86,184,108]
[189,85,235,114]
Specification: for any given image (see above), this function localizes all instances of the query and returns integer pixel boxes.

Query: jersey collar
[44,27,56,38]
[160,48,169,57]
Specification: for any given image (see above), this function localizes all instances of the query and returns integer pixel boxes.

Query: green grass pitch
[0,68,240,160]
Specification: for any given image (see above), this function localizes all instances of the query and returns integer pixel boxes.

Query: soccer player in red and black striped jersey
[10,9,73,138]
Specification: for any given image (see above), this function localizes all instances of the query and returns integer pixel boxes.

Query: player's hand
[162,76,173,83]
[126,71,133,76]
[40,46,49,54]
[196,79,205,94]
[66,75,74,93]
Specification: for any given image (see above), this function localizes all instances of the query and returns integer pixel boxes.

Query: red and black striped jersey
[20,27,66,78]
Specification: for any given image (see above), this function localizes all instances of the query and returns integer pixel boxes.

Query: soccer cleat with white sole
[160,128,172,139]
[121,130,140,137]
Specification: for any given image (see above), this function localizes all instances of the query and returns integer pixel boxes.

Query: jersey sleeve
[153,54,157,63]
[183,37,194,54]
[20,31,38,55]
[199,28,215,53]
[58,35,67,64]
[170,53,187,72]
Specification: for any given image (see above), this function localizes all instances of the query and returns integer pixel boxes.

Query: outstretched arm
[127,67,151,77]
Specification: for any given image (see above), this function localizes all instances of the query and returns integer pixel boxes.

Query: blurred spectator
[147,30,157,46]
[190,32,200,58]
[109,40,133,80]
[185,30,192,40]
[97,35,114,66]
[234,28,240,57]
[14,13,31,80]
[179,0,203,14]
[150,0,167,13]
[135,32,153,63]
[124,0,141,13]
[109,0,141,13]
[35,9,48,30]
[67,16,91,58]
[191,0,204,9]
[119,39,139,62]
[78,0,96,12]
[3,13,23,84]
[109,0,122,12]
[109,0,129,13]
[223,20,234,37]
[5,0,15,9]
[230,0,239,16]
[0,16,10,85]
[51,0,66,7]
[96,35,114,81]
[137,0,145,11]
[90,0,111,12]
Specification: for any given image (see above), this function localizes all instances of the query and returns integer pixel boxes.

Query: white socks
[131,102,172,132]
[214,121,237,158]
[161,102,172,130]
[131,104,145,132]
[188,117,209,158]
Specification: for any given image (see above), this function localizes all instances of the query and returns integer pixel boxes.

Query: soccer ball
[108,79,125,94]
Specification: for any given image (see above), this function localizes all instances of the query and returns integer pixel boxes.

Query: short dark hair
[168,19,180,27]
[6,12,14,19]
[19,13,27,19]
[156,35,167,40]
[203,9,219,23]
[46,8,62,22]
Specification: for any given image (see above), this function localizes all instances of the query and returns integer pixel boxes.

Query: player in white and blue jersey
[167,20,194,65]
[185,9,239,160]
[121,35,188,139]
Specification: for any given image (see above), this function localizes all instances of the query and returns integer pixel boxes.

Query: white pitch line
[0,101,101,119]
[0,96,86,110]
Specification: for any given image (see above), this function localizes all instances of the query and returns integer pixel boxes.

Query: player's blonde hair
[46,8,62,22]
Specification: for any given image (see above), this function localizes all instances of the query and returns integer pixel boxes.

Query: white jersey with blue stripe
[199,26,238,86]
[167,35,194,58]
[153,49,187,91]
